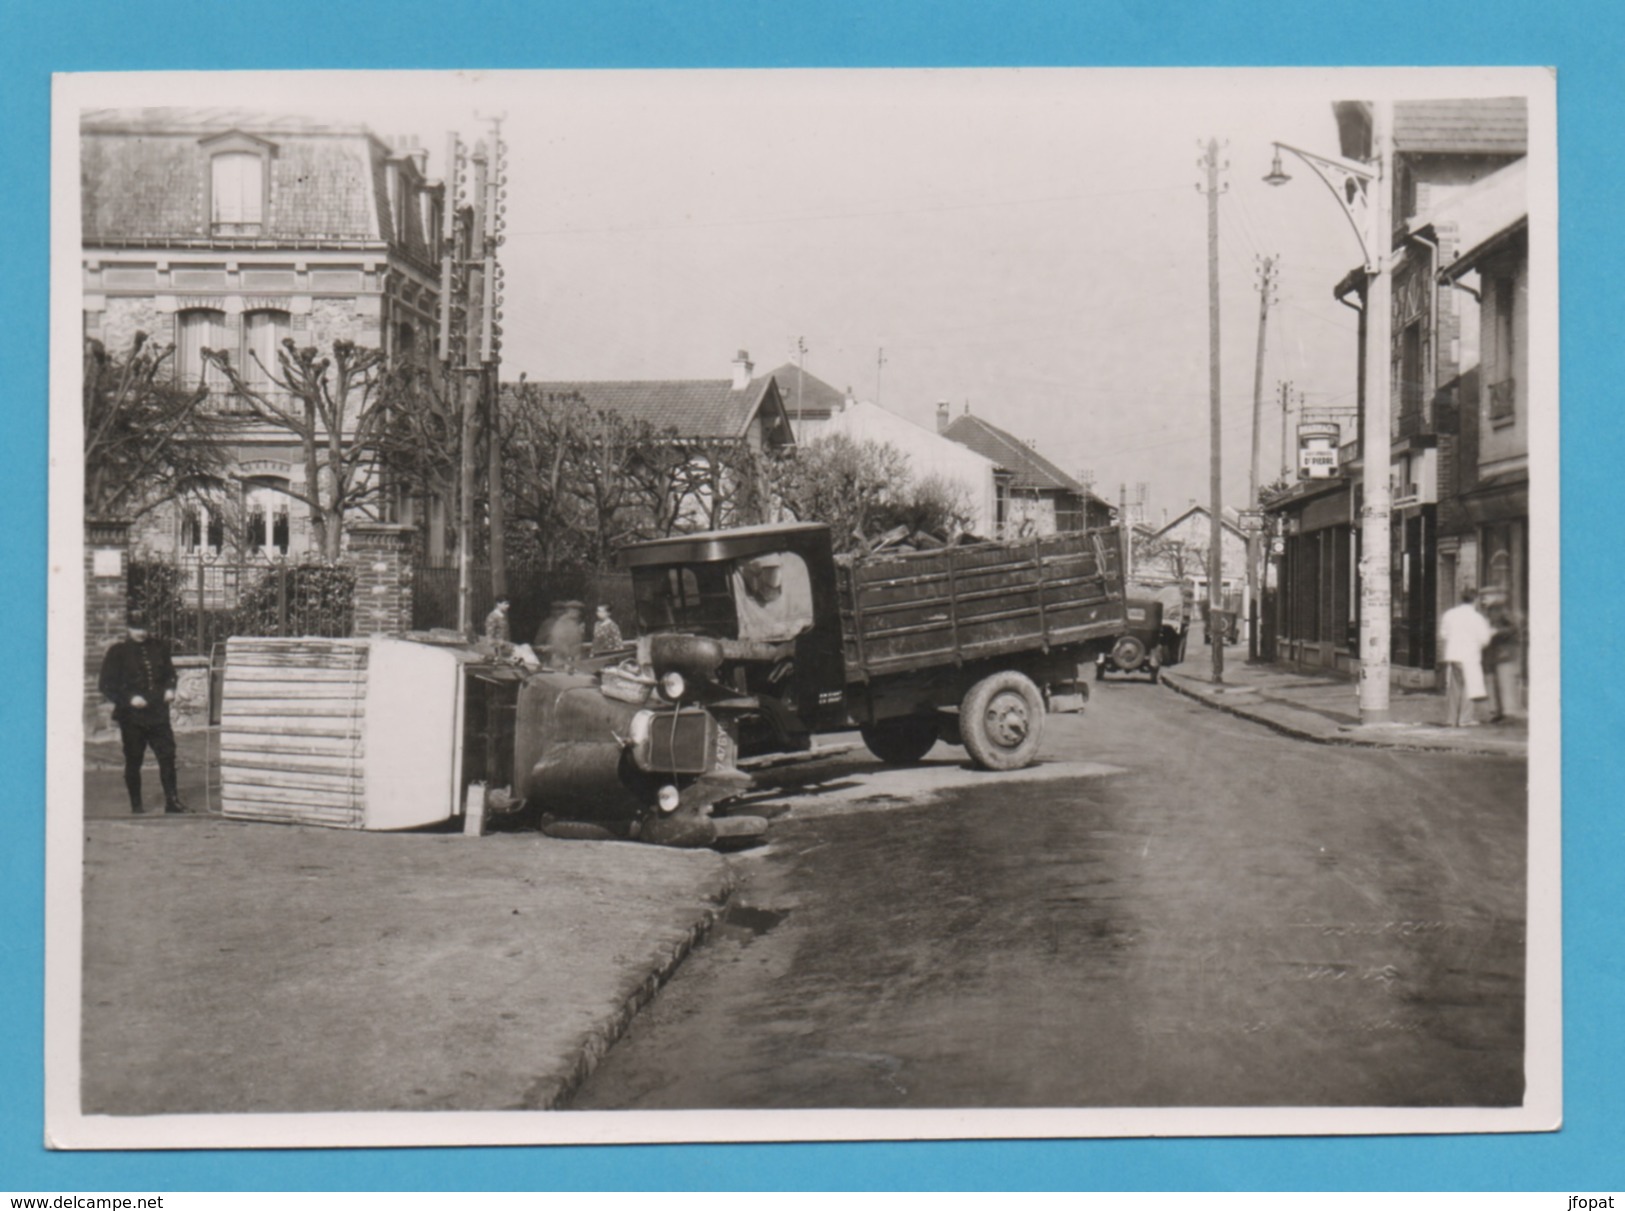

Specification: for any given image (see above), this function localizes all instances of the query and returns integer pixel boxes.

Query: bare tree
[201,339,388,559]
[83,333,238,521]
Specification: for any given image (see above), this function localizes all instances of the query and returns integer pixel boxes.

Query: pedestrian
[97,610,186,814]
[1438,586,1494,728]
[484,598,511,648]
[1481,591,1523,722]
[543,600,586,670]
[590,603,624,656]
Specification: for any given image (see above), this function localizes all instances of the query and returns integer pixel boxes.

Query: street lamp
[1264,102,1393,725]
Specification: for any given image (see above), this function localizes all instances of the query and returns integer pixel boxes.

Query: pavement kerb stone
[1157,670,1527,758]
[532,865,736,1111]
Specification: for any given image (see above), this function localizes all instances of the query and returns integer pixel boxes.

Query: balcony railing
[1488,377,1517,426]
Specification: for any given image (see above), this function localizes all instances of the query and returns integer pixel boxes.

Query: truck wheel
[960,671,1045,771]
[860,716,939,764]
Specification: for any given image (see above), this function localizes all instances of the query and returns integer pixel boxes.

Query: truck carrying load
[837,529,1126,678]
[622,522,1128,772]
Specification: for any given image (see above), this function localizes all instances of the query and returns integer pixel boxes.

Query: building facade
[1266,97,1527,687]
[81,108,446,559]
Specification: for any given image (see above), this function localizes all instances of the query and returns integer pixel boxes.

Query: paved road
[570,678,1528,1110]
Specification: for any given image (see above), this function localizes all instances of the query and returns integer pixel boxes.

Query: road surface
[570,677,1528,1109]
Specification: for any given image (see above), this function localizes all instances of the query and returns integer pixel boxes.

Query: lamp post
[1265,100,1392,724]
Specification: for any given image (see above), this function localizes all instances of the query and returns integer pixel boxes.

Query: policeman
[98,610,185,814]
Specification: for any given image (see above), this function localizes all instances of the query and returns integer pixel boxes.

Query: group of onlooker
[1437,587,1524,728]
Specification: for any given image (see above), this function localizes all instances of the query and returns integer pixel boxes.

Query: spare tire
[1111,634,1147,671]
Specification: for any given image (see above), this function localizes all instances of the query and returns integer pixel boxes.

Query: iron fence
[128,555,356,656]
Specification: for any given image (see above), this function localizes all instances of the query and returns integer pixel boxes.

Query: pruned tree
[83,333,239,521]
[201,338,388,559]
[766,436,979,555]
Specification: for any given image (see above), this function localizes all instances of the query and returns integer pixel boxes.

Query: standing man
[590,603,624,656]
[1438,587,1494,728]
[484,598,512,650]
[1481,590,1523,722]
[543,600,586,671]
[98,611,185,814]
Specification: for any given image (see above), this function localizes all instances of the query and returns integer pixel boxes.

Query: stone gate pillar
[85,518,132,733]
[348,522,416,636]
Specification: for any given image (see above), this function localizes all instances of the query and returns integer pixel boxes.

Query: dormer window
[200,131,275,234]
[213,153,263,225]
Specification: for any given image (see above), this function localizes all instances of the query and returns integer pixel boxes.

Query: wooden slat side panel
[221,637,369,828]
[839,530,1126,676]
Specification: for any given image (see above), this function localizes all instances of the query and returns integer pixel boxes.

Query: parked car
[1096,596,1189,683]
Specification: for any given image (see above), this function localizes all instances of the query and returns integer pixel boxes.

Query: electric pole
[484,116,509,602]
[1279,379,1294,480]
[436,121,508,636]
[1358,101,1394,723]
[1247,255,1277,661]
[875,346,887,406]
[794,336,807,440]
[1200,138,1227,683]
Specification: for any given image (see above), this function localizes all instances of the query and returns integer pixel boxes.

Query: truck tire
[960,671,1045,771]
[860,716,939,764]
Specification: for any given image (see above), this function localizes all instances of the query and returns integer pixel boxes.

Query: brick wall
[348,523,416,636]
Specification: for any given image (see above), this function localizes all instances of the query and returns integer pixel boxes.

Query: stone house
[81,107,446,560]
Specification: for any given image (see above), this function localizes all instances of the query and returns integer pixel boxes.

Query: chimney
[731,349,754,390]
[843,386,857,413]
[936,400,951,433]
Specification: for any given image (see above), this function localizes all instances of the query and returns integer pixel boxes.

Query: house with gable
[81,107,447,559]
[936,404,1114,536]
[760,362,857,443]
[500,350,797,534]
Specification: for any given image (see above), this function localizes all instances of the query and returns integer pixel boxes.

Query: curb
[527,867,737,1111]
[1157,674,1527,759]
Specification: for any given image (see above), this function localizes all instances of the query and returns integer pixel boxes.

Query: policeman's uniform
[98,630,182,813]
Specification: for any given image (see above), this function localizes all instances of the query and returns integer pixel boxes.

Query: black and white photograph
[46,66,1559,1149]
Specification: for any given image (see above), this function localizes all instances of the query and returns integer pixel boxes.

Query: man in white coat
[1438,587,1494,727]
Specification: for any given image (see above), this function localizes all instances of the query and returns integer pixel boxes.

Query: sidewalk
[78,730,738,1116]
[1159,657,1528,757]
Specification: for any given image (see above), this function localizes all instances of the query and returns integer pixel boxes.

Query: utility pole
[875,346,887,406]
[1247,255,1277,661]
[1199,138,1227,683]
[456,138,488,637]
[483,116,509,602]
[794,336,807,440]
[1358,101,1394,723]
[1279,380,1294,480]
[1120,482,1133,581]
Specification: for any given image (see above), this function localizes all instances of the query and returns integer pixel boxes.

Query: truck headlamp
[656,784,681,813]
[659,671,687,701]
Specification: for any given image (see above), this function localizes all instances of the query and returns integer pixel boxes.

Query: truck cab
[623,522,851,750]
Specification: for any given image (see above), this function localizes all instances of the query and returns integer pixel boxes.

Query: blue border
[5,0,1620,1192]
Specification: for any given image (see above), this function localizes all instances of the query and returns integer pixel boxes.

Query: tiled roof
[762,363,849,420]
[80,109,421,251]
[941,412,1089,496]
[1335,98,1528,158]
[499,377,779,441]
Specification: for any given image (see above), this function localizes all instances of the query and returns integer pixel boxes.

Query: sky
[78,67,1539,524]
